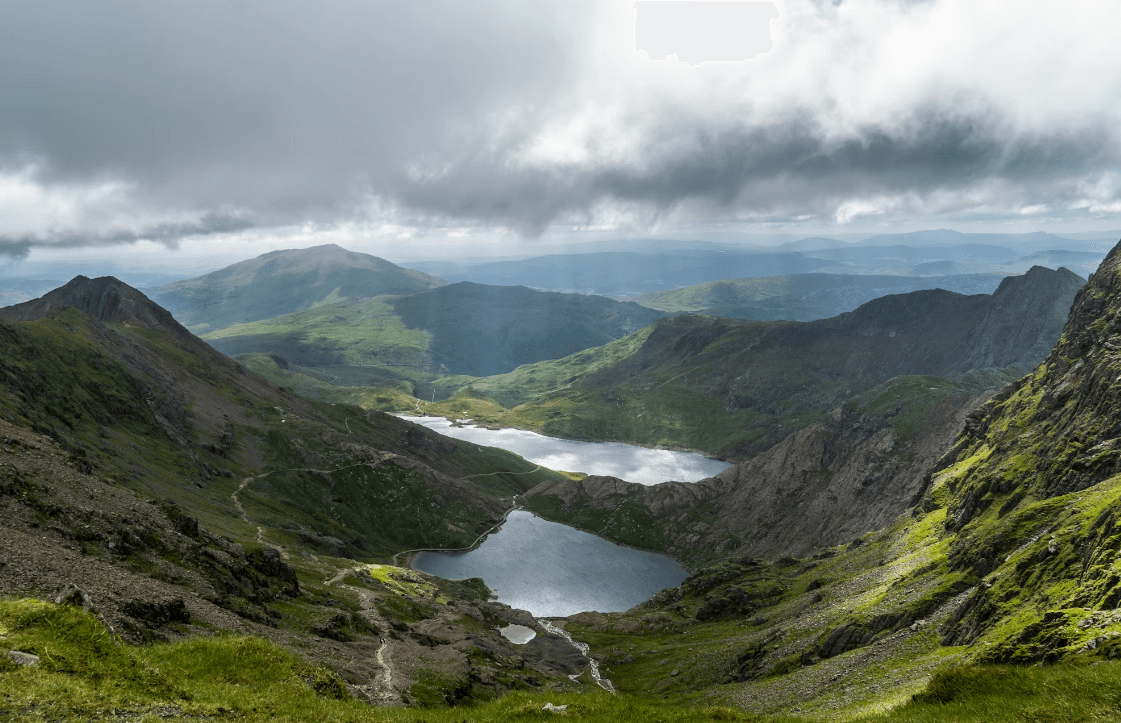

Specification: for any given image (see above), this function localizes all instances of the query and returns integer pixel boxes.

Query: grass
[202,295,432,367]
[12,596,1121,723]
[869,662,1121,722]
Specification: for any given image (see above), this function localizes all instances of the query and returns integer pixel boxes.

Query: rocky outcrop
[525,374,1003,566]
[956,265,1087,371]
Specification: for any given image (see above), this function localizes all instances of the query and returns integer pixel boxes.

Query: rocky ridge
[523,371,1013,567]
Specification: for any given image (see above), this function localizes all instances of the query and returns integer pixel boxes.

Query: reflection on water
[398,415,730,485]
[413,511,688,617]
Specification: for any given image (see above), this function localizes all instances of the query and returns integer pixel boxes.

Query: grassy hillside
[190,272,668,382]
[388,282,667,377]
[202,295,433,366]
[5,596,1121,722]
[0,277,574,557]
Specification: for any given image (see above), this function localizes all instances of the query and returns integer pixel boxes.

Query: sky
[1,0,1120,273]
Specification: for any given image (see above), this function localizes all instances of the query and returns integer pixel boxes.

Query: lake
[399,415,730,485]
[412,510,688,617]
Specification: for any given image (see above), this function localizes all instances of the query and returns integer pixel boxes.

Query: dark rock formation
[122,598,191,627]
[957,265,1087,371]
[0,275,191,339]
[525,374,1001,565]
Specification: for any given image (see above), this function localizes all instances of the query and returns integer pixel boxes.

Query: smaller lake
[498,624,536,644]
[412,511,688,617]
[399,415,730,485]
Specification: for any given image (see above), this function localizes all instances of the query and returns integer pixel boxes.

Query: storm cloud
[0,0,1118,253]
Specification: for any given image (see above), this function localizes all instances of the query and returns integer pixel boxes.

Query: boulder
[8,650,39,666]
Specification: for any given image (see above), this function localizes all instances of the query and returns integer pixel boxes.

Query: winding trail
[324,570,400,704]
[462,464,542,480]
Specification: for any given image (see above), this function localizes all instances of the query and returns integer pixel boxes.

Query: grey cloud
[0,0,585,221]
[396,110,1120,234]
[0,212,254,259]
[0,0,1118,246]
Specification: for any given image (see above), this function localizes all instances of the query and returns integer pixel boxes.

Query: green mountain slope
[417,267,1083,459]
[201,295,434,367]
[549,239,1121,717]
[148,243,445,332]
[0,276,597,705]
[389,281,668,377]
[200,278,669,383]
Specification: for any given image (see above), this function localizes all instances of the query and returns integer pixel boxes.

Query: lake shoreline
[392,498,521,570]
[402,507,697,577]
[393,411,733,463]
[394,412,732,485]
[407,510,690,618]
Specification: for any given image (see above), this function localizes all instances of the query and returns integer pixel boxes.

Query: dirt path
[324,570,400,704]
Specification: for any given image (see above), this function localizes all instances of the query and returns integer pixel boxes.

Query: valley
[1,239,1119,722]
[6,6,1121,720]
[199,246,1082,466]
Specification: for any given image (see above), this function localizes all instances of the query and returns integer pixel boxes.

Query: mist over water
[399,415,730,484]
[412,511,688,617]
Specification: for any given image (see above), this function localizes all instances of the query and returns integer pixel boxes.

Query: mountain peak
[0,275,190,336]
[1046,238,1121,366]
[149,244,446,330]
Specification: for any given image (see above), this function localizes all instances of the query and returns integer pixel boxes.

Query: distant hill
[389,282,668,377]
[437,266,1086,459]
[407,242,1105,296]
[148,244,445,332]
[630,272,1007,321]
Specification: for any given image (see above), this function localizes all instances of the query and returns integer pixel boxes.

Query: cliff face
[937,241,1121,520]
[956,265,1087,371]
[524,372,1011,567]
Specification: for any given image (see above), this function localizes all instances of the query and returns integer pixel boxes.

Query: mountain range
[439,265,1085,459]
[631,272,1007,322]
[406,231,1109,296]
[2,240,1121,720]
